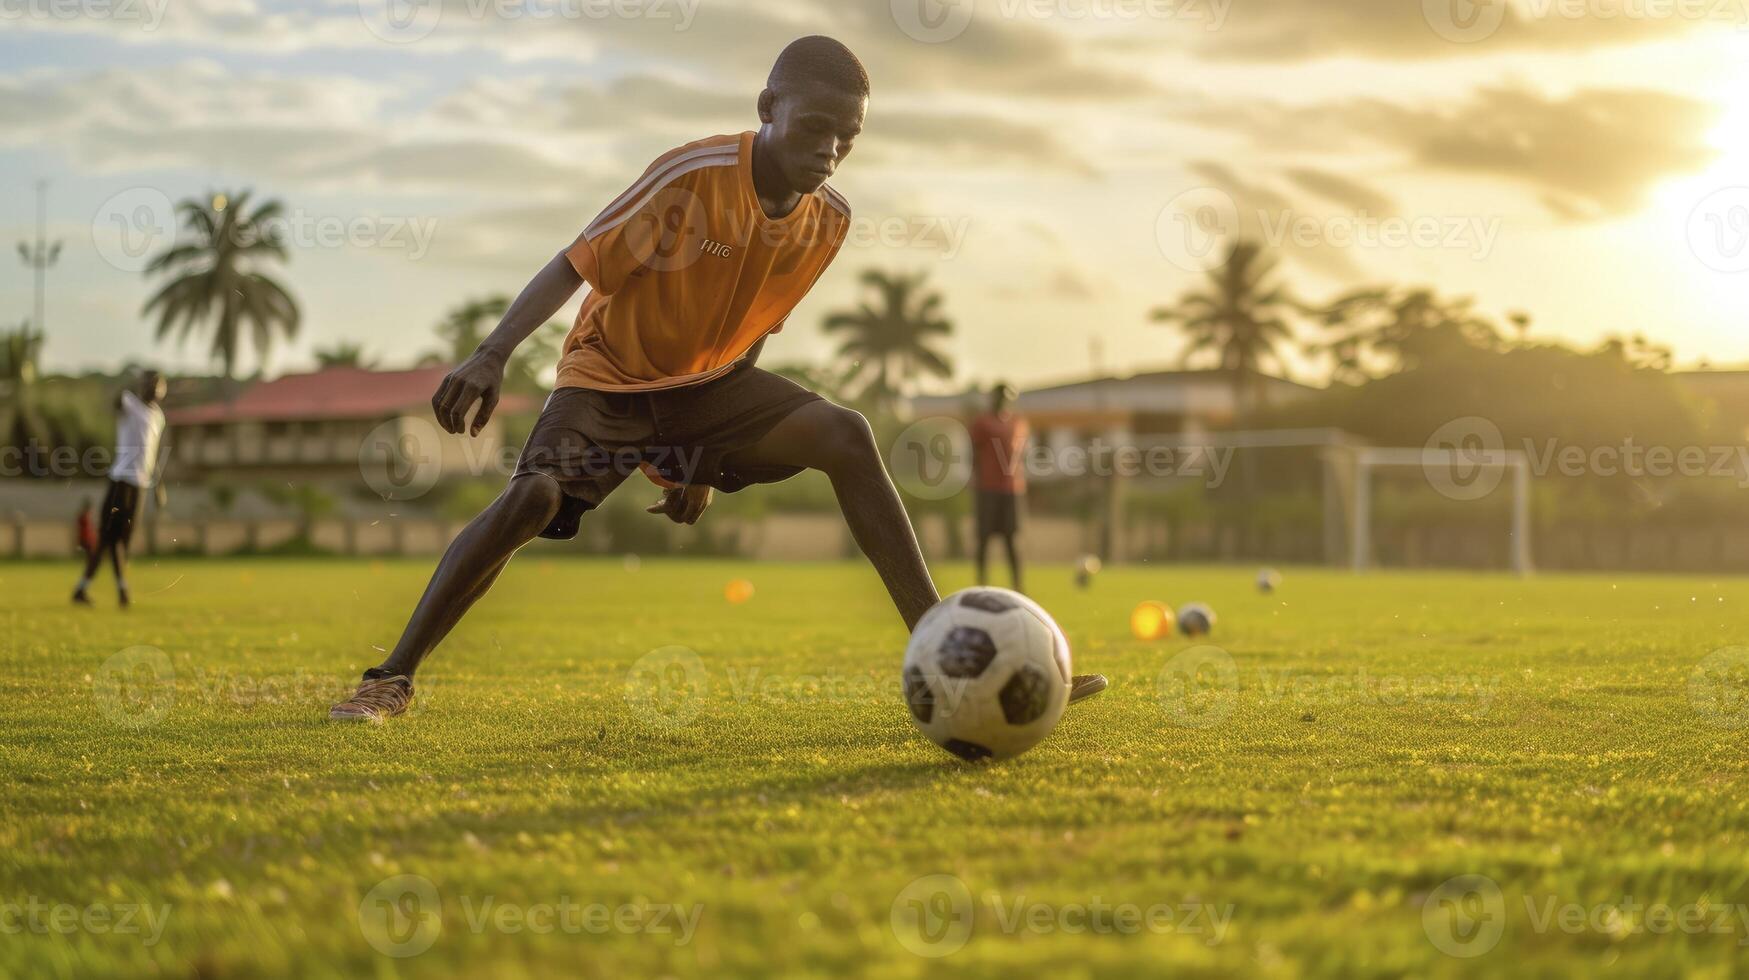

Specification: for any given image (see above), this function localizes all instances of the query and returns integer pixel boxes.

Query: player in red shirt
[969,383,1029,593]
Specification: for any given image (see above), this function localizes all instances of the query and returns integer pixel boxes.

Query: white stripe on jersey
[585,145,738,239]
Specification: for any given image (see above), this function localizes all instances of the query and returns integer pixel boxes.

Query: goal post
[1347,446,1533,576]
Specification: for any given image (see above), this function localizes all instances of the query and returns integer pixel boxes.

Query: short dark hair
[767,36,869,98]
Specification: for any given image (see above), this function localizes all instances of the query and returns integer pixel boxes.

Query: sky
[2,0,1748,390]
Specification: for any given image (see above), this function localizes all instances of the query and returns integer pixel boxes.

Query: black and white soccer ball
[1177,602,1216,637]
[902,587,1071,762]
[1256,568,1281,594]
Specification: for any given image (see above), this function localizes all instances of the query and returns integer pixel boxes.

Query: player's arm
[432,251,583,436]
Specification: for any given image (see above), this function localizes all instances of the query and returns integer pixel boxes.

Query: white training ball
[902,587,1071,762]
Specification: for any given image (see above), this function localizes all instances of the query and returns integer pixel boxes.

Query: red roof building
[164,366,536,493]
[167,366,532,425]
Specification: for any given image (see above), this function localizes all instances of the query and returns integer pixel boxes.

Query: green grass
[5,558,1749,978]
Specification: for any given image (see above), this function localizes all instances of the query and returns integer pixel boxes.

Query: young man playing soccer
[73,369,166,608]
[330,36,1106,721]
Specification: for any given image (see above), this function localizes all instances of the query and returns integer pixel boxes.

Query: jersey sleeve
[565,141,734,296]
[564,186,664,297]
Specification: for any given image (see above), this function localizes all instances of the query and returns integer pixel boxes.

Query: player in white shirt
[73,370,166,608]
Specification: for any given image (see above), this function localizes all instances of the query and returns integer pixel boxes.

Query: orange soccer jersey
[556,131,852,391]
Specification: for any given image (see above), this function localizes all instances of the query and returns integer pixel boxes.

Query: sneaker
[72,590,92,606]
[1068,673,1108,704]
[329,675,414,722]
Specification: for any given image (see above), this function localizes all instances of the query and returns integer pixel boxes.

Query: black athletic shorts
[98,479,142,546]
[513,362,822,540]
[975,489,1021,538]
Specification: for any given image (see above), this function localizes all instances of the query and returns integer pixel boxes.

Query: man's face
[143,374,166,402]
[760,86,865,194]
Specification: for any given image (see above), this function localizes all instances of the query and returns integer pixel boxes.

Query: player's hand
[646,483,712,525]
[432,347,507,436]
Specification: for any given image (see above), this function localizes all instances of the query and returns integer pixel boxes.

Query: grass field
[5,557,1749,978]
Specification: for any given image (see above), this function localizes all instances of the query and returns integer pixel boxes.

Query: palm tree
[142,190,300,380]
[1149,240,1296,416]
[822,269,954,413]
[314,342,376,369]
[1308,286,1501,379]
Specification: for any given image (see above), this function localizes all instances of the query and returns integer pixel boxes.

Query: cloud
[0,64,604,199]
[862,109,1093,174]
[1187,0,1743,61]
[1187,161,1362,278]
[417,201,614,271]
[1285,168,1397,215]
[1179,84,1718,218]
[300,140,583,194]
[440,71,1092,175]
[5,0,1157,103]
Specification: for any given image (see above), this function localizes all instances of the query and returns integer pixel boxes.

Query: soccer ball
[1178,602,1216,637]
[1256,568,1281,594]
[902,587,1071,762]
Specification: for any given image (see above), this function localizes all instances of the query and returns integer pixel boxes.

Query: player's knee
[815,405,878,473]
[503,474,562,527]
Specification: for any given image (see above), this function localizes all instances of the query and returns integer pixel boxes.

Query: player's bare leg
[381,474,560,673]
[330,475,558,720]
[974,532,990,586]
[722,400,939,629]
